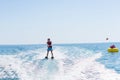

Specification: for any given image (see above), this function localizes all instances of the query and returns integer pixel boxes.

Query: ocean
[0,43,120,80]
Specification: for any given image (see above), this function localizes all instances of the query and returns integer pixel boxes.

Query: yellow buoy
[108,48,119,52]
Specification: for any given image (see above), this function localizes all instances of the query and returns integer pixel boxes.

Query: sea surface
[0,43,120,80]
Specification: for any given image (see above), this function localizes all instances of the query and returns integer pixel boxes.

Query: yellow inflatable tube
[108,48,119,52]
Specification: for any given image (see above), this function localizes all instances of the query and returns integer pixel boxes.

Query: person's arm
[51,41,52,45]
[47,42,49,47]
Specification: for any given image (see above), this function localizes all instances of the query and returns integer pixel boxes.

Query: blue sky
[0,0,120,44]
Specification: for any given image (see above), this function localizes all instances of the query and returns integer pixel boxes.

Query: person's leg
[47,51,49,57]
[45,51,49,58]
[51,50,54,59]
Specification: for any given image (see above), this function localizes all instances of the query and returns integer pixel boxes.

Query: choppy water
[0,43,120,80]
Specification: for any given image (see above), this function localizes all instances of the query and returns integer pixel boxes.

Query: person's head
[47,38,50,41]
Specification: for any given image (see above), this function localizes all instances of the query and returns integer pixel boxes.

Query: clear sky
[0,0,120,44]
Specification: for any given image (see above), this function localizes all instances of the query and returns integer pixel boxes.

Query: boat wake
[0,47,120,80]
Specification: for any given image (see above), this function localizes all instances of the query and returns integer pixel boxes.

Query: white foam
[0,48,120,80]
[0,55,36,80]
[63,53,120,80]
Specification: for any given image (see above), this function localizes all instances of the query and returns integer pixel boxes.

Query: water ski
[45,56,48,59]
[51,56,54,59]
[45,56,54,59]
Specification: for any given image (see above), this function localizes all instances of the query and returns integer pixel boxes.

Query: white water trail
[63,53,120,80]
[0,48,120,80]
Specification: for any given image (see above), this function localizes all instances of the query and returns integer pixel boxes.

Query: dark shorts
[47,47,53,51]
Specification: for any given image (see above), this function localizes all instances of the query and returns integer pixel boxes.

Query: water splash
[0,46,120,80]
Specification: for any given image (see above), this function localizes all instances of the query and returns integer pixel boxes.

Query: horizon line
[0,42,119,45]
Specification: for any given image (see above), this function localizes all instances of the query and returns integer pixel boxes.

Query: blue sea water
[0,43,120,80]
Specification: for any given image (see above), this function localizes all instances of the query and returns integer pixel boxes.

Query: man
[110,44,116,48]
[45,38,54,59]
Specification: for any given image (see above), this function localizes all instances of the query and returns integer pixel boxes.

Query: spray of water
[0,47,120,80]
